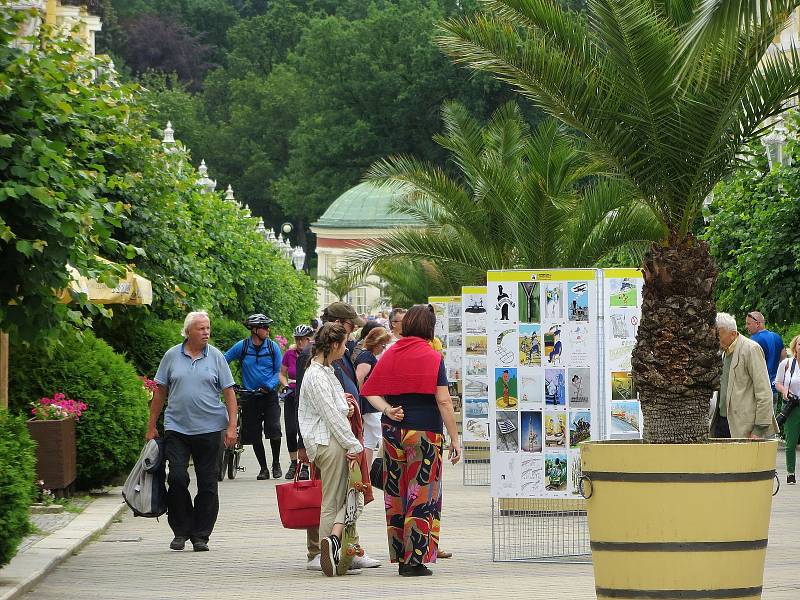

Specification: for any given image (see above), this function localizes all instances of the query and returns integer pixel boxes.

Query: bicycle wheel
[227,448,239,479]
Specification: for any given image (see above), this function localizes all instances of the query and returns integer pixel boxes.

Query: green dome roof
[311,182,421,229]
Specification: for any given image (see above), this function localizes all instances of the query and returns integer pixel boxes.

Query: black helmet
[244,313,272,328]
[293,325,314,338]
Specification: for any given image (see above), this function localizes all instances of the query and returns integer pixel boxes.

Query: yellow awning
[59,263,152,306]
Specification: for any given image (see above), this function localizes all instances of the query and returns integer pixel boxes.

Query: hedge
[0,412,35,567]
[9,332,149,489]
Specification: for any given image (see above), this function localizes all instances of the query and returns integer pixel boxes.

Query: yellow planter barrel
[580,440,778,599]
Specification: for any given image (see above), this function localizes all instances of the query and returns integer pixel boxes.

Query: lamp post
[763,115,790,170]
[292,245,306,271]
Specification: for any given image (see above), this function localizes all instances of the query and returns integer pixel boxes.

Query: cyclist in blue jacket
[224,314,283,480]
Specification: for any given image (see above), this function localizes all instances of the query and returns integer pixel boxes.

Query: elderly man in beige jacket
[711,313,778,439]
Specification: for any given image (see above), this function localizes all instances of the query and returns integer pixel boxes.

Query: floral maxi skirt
[382,423,443,565]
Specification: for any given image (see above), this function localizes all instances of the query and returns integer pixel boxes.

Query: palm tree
[373,259,458,307]
[437,0,800,443]
[317,267,369,302]
[352,101,664,289]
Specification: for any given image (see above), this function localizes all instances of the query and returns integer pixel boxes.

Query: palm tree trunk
[631,235,720,443]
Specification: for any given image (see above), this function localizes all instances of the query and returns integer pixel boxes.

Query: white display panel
[487,270,599,499]
[602,269,644,440]
[429,296,462,384]
[461,287,489,442]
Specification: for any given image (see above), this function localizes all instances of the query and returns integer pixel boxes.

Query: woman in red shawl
[361,304,461,577]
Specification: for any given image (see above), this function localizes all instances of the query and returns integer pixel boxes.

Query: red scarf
[360,336,441,396]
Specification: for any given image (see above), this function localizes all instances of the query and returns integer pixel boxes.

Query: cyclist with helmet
[279,324,314,479]
[224,314,284,480]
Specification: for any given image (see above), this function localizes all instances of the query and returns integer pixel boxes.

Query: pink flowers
[140,377,158,392]
[275,335,288,351]
[30,392,88,421]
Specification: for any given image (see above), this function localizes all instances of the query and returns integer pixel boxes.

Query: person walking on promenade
[295,303,382,572]
[147,311,237,552]
[224,314,284,480]
[362,304,461,577]
[385,307,406,349]
[299,324,393,577]
[354,326,392,466]
[775,335,800,484]
[280,324,314,480]
[746,310,785,414]
[712,312,777,439]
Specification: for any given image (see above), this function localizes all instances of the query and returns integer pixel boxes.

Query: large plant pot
[26,417,77,491]
[581,439,777,599]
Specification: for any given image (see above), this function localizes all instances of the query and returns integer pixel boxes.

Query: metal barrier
[491,497,590,562]
[462,441,490,486]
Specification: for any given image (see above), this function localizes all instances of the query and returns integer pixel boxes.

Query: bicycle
[217,387,254,481]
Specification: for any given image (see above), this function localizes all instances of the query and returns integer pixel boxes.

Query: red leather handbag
[275,464,321,529]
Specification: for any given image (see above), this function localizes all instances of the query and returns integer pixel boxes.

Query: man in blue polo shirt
[746,310,785,413]
[224,314,283,480]
[147,311,237,552]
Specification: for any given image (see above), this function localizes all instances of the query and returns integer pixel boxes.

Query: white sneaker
[350,554,381,569]
[306,555,322,571]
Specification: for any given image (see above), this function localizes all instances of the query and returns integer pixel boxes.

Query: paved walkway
[16,448,800,599]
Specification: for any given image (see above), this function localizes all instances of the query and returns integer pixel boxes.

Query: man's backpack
[122,438,167,518]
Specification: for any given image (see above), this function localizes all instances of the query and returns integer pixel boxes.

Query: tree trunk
[631,234,720,443]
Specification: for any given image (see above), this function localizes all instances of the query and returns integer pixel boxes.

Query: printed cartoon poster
[488,269,598,499]
[569,451,584,496]
[518,367,543,410]
[490,282,518,324]
[518,282,540,323]
[519,323,541,366]
[520,411,543,453]
[495,367,518,409]
[611,400,641,434]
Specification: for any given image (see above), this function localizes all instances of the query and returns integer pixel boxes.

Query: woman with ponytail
[298,323,399,577]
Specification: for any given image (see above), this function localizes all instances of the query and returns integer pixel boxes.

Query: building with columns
[11,1,102,54]
[311,182,422,314]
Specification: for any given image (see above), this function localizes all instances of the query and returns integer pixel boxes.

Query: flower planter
[26,417,77,491]
[581,439,777,599]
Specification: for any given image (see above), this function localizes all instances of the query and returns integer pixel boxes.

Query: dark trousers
[713,413,731,438]
[283,391,301,453]
[165,430,223,543]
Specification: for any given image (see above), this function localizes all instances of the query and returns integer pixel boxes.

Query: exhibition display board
[602,269,644,441]
[486,270,599,499]
[461,286,489,443]
[429,295,463,384]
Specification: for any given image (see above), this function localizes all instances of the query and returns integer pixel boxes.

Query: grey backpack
[122,439,167,518]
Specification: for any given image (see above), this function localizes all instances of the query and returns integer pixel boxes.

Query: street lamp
[763,116,790,170]
[292,245,306,271]
[281,222,293,236]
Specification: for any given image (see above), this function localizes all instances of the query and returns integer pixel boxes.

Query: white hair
[181,311,210,337]
[715,312,737,332]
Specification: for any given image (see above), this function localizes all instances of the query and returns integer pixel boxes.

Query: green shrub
[0,412,36,567]
[211,317,246,356]
[95,311,182,377]
[9,332,149,489]
[776,323,800,348]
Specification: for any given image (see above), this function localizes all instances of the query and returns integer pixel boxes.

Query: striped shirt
[298,360,363,461]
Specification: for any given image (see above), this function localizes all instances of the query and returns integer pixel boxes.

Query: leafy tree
[705,118,800,326]
[353,102,664,287]
[116,13,214,90]
[374,259,456,307]
[438,0,800,442]
[0,10,133,342]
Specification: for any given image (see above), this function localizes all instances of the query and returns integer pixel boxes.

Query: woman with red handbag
[298,323,402,577]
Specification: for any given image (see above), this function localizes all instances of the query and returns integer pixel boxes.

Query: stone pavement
[13,448,800,599]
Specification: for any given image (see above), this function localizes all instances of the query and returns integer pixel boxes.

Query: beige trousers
[306,438,359,560]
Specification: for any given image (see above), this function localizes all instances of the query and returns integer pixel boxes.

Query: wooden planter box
[27,417,77,491]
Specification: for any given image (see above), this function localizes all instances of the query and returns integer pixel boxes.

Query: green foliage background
[8,332,150,489]
[705,112,800,328]
[0,412,35,567]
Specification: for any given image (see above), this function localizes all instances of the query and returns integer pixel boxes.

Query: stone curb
[0,488,127,600]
